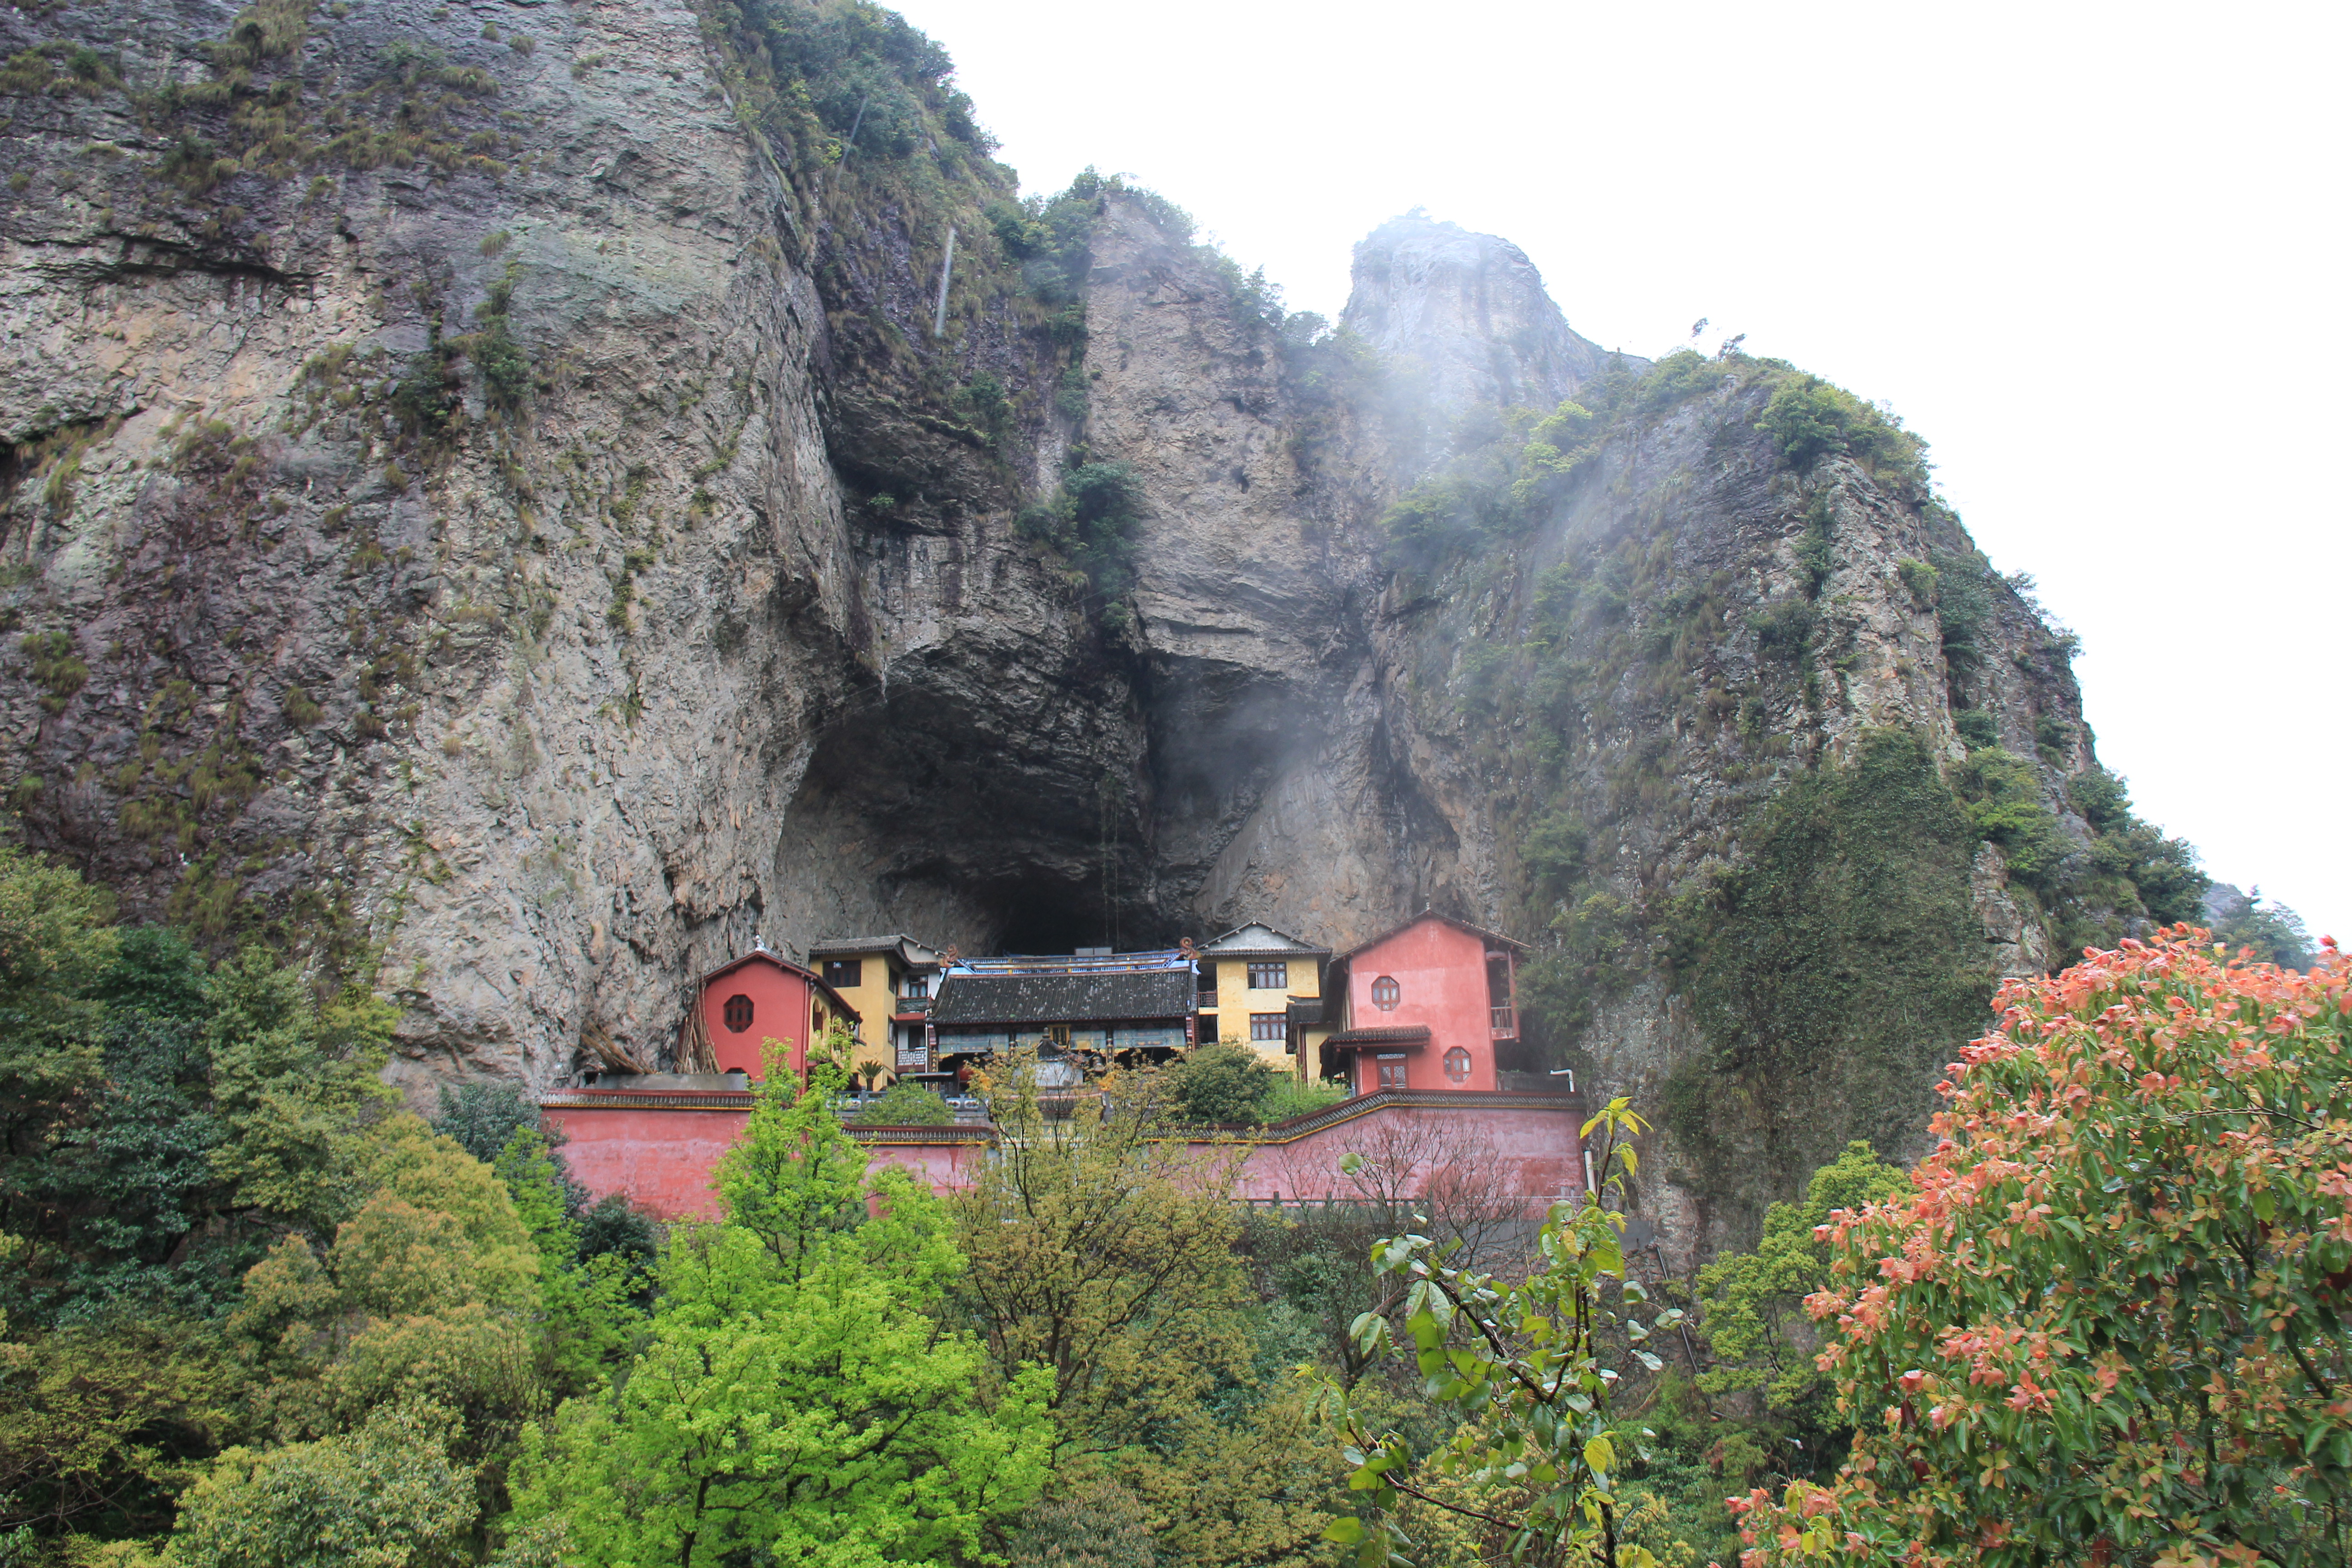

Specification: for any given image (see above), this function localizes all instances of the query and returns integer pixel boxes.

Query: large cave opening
[778,668,1177,956]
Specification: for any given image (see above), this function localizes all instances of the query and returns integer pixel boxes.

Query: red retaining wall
[542,1090,1584,1222]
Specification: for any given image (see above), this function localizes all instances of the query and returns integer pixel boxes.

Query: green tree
[160,1402,476,1568]
[1318,1101,1678,1567]
[205,948,397,1231]
[956,1052,1250,1457]
[1169,1044,1280,1126]
[490,1126,646,1399]
[0,839,119,1208]
[0,1312,229,1548]
[848,1077,955,1126]
[1693,1142,1909,1426]
[509,1064,1053,1565]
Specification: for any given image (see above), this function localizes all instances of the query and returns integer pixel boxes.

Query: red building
[1322,913,1525,1095]
[669,947,860,1082]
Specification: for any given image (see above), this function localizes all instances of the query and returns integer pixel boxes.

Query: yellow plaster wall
[815,951,904,1073]
[1208,955,1319,1068]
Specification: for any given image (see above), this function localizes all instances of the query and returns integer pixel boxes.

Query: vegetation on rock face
[1738,931,2352,1568]
[1662,729,1993,1233]
[2205,882,2316,970]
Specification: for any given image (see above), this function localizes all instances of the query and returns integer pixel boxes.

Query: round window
[722,994,753,1034]
[1371,975,1401,1010]
[1444,1046,1472,1084]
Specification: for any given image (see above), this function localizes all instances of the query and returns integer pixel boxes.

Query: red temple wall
[545,1094,1583,1222]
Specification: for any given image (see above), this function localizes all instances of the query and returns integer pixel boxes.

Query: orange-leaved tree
[1736,928,2352,1568]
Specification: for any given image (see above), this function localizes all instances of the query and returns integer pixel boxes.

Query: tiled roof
[808,934,941,963]
[931,965,1197,1025]
[1334,911,1528,962]
[1197,921,1331,957]
[1327,1024,1434,1046]
[698,949,861,1021]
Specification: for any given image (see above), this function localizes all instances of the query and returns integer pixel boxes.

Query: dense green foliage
[1662,730,1993,1226]
[960,1052,1341,1566]
[1756,375,1926,480]
[0,838,658,1564]
[511,1067,1054,1565]
[848,1075,957,1125]
[1168,1043,1283,1125]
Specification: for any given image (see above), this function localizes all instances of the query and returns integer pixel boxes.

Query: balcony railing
[1490,1004,1516,1038]
[894,993,932,1014]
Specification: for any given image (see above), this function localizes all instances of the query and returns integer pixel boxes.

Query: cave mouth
[993,892,1113,956]
[955,866,1186,956]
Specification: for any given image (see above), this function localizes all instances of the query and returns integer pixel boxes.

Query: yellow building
[1191,922,1333,1079]
[805,934,945,1085]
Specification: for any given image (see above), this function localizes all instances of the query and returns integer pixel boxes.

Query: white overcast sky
[892,0,2349,945]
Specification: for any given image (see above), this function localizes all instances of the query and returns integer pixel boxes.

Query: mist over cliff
[0,0,2208,1252]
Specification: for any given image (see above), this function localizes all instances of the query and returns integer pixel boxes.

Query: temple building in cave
[1191,922,1333,1074]
[1319,913,1525,1095]
[804,934,946,1083]
[542,912,1583,1220]
[665,944,861,1083]
[922,947,1199,1084]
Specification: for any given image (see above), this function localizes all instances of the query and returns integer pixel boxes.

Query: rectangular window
[1196,1014,1219,1044]
[901,974,929,998]
[1197,964,1219,995]
[1376,1055,1408,1091]
[822,959,862,989]
[1250,1012,1286,1042]
[1048,1024,1070,1047]
[1247,961,1288,990]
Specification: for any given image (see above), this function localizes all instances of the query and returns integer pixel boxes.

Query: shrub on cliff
[1757,373,1922,478]
[1018,460,1144,604]
[1735,930,2352,1568]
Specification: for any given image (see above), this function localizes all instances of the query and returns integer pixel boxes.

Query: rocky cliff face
[0,0,2188,1257]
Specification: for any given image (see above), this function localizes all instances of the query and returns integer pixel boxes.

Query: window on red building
[723,994,753,1033]
[1375,1054,1408,1090]
[1444,1046,1472,1084]
[1371,975,1400,1010]
[1250,1012,1285,1042]
[1247,961,1288,989]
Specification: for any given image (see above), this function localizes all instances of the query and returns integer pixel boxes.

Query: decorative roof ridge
[1196,921,1332,956]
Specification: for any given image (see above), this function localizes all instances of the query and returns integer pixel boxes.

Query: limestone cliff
[0,0,2197,1256]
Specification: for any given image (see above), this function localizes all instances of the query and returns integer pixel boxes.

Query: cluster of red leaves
[1731,928,2352,1568]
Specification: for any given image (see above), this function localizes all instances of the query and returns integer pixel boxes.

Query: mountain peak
[1340,211,1628,413]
